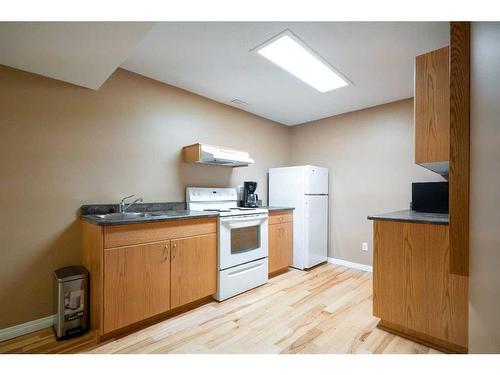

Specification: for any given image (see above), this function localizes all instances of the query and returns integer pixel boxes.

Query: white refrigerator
[269,165,329,270]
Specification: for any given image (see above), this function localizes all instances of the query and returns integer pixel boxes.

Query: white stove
[187,188,268,216]
[187,187,269,301]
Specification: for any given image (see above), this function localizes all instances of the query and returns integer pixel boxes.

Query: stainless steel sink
[95,211,183,220]
[95,212,153,220]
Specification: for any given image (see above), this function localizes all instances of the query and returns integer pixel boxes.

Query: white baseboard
[0,315,55,342]
[328,257,373,272]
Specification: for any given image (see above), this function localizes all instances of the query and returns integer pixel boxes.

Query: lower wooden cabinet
[171,234,217,308]
[82,217,217,341]
[103,241,171,333]
[373,220,468,353]
[268,211,293,275]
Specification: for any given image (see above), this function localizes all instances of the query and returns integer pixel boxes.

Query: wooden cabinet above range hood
[182,143,254,167]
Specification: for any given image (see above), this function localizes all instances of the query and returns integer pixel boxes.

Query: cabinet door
[281,221,293,268]
[171,234,217,308]
[415,46,450,164]
[373,221,406,326]
[103,241,171,333]
[373,220,468,350]
[268,224,283,274]
[268,223,293,274]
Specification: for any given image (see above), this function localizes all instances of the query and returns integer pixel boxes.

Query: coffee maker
[242,181,259,208]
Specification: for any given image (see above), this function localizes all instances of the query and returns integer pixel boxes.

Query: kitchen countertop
[80,202,294,226]
[80,202,219,226]
[367,209,449,225]
[261,206,295,212]
[81,210,220,226]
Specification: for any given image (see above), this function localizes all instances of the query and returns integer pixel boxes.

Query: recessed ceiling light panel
[253,30,350,93]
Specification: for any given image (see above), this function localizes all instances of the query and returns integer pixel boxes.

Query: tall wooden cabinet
[414,46,450,170]
[82,217,217,341]
[268,210,293,275]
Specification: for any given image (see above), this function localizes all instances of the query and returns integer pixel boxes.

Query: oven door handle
[220,217,268,229]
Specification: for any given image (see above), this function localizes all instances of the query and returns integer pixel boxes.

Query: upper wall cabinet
[414,46,450,175]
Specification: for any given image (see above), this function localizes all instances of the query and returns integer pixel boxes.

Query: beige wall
[469,22,500,353]
[0,63,456,331]
[0,65,291,329]
[289,99,443,265]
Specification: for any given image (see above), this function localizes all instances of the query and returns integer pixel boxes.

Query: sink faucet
[119,195,143,213]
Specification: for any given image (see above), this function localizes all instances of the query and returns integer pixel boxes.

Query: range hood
[418,161,449,179]
[182,143,254,167]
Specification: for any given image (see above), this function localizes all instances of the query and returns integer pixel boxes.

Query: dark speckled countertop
[80,202,294,226]
[81,210,219,226]
[261,206,295,212]
[80,202,219,226]
[367,209,449,225]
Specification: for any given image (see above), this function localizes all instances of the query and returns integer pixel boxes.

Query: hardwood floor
[0,264,441,354]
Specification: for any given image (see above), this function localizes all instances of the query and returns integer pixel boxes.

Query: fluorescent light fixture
[254,31,349,93]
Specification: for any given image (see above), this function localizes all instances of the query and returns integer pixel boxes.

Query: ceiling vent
[230,99,250,107]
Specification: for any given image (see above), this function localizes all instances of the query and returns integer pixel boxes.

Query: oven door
[219,213,268,270]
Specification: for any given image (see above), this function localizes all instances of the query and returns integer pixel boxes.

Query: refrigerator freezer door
[304,195,328,268]
[304,166,329,195]
[269,166,305,207]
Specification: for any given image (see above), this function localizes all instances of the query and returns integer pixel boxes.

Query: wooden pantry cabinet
[82,217,217,341]
[414,46,450,166]
[268,210,293,276]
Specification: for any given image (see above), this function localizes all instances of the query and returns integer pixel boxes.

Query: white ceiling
[0,22,449,125]
[0,22,154,89]
[122,22,449,125]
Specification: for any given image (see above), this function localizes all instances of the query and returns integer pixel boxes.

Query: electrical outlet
[361,242,369,252]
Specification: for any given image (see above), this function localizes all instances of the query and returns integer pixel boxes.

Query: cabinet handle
[279,216,283,223]
[162,243,169,262]
[172,243,177,260]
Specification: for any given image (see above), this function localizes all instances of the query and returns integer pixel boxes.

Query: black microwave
[411,182,449,214]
